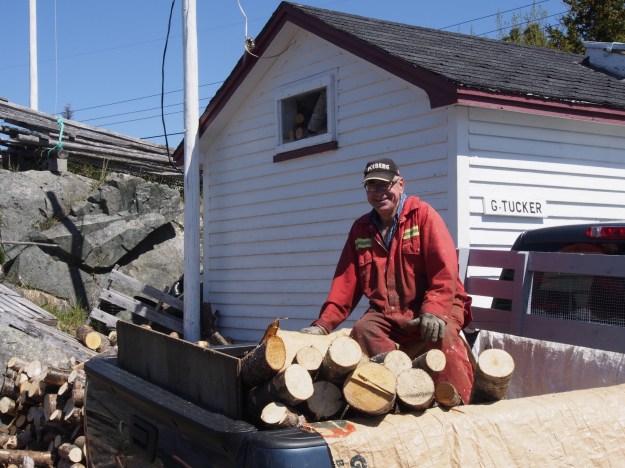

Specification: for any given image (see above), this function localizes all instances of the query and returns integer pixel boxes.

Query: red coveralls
[313,196,475,403]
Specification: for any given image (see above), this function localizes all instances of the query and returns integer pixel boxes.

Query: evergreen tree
[62,104,74,120]
[497,1,550,47]
[547,0,625,53]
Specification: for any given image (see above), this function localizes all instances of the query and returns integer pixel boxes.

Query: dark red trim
[457,89,625,125]
[273,140,338,162]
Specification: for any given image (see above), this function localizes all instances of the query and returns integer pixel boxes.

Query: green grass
[43,303,89,336]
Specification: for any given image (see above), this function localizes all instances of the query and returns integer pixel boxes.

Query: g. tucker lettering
[483,198,547,218]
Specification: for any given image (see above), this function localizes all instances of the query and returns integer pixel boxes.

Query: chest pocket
[355,237,373,286]
[401,225,421,255]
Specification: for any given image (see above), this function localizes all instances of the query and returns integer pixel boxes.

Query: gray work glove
[299,324,328,335]
[404,313,446,342]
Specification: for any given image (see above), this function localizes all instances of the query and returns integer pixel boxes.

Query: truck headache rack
[459,249,625,353]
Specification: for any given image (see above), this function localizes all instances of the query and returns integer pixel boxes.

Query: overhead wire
[161,0,182,173]
[53,1,565,140]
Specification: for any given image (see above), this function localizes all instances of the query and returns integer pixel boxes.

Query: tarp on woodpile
[303,331,625,467]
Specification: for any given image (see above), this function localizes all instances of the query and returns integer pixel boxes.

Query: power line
[80,96,211,123]
[476,11,566,37]
[69,80,222,114]
[439,0,551,30]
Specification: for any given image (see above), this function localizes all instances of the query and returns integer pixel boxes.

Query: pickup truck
[84,224,625,467]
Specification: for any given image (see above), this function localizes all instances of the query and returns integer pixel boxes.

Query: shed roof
[175,2,625,162]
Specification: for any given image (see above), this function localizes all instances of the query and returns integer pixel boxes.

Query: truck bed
[84,355,331,467]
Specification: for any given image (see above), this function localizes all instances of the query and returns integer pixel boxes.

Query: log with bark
[320,336,363,384]
[435,381,463,408]
[75,325,101,351]
[293,346,324,375]
[471,348,515,404]
[240,335,286,388]
[246,364,314,415]
[260,402,306,429]
[306,381,344,420]
[412,349,446,377]
[275,328,352,371]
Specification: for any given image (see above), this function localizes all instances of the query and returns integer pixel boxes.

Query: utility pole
[29,0,39,110]
[182,0,201,342]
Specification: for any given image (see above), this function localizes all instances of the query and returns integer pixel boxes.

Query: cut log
[96,333,111,353]
[247,364,314,413]
[0,449,53,466]
[42,367,71,387]
[108,330,118,346]
[306,381,344,420]
[67,369,86,386]
[196,341,209,348]
[27,379,46,400]
[24,360,43,379]
[6,357,28,372]
[396,368,435,411]
[320,336,363,383]
[371,350,412,377]
[72,382,85,407]
[1,375,18,400]
[276,328,351,371]
[0,397,16,416]
[293,346,324,374]
[43,394,65,421]
[58,442,83,463]
[240,335,286,388]
[412,349,446,376]
[169,331,180,339]
[270,364,314,406]
[76,325,101,350]
[342,362,396,416]
[260,402,305,428]
[435,381,463,407]
[471,348,515,403]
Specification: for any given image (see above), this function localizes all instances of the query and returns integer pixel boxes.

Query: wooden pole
[182,0,201,343]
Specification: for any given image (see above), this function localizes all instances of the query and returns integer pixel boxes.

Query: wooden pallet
[0,282,58,327]
[89,267,183,334]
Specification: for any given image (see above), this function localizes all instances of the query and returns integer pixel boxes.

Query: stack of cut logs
[242,329,515,428]
[0,357,88,467]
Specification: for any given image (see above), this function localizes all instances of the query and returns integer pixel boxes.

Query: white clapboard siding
[464,107,625,250]
[202,30,450,341]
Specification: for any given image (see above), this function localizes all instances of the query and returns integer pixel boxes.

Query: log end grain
[307,381,344,420]
[435,381,463,407]
[396,368,435,411]
[343,362,396,416]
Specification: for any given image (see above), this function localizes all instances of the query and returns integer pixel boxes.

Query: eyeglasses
[364,179,398,193]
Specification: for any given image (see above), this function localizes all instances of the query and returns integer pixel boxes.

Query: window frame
[274,71,337,158]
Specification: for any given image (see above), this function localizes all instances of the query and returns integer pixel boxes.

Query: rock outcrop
[0,169,185,309]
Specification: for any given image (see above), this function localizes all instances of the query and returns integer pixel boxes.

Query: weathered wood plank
[99,289,183,333]
[0,293,58,326]
[89,308,119,329]
[109,269,184,311]
[0,308,96,362]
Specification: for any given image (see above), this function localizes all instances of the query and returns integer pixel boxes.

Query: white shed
[174,2,625,341]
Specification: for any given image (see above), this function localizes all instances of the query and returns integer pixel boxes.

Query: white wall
[202,30,452,341]
[462,107,625,250]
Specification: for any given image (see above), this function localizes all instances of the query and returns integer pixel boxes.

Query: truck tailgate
[84,355,330,467]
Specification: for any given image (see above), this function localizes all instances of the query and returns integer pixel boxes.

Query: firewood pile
[242,326,515,429]
[0,357,88,467]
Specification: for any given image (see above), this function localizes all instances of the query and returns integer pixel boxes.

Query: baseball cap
[363,158,400,183]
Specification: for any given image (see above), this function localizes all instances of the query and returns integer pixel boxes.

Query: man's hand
[299,325,328,335]
[404,313,446,342]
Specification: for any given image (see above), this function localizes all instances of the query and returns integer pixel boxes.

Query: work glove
[299,324,328,335]
[404,313,446,342]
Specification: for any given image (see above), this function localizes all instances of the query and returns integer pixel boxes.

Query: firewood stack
[0,357,88,467]
[240,327,516,429]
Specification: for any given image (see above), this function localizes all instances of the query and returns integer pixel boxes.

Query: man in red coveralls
[300,158,474,404]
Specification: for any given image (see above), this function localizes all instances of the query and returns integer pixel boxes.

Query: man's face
[365,177,404,220]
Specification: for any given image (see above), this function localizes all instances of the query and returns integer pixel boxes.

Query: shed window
[280,88,327,143]
[275,72,336,160]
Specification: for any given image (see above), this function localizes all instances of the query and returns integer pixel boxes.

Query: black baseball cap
[363,158,400,183]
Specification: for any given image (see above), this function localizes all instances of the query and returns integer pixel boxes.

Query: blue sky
[1,0,566,146]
